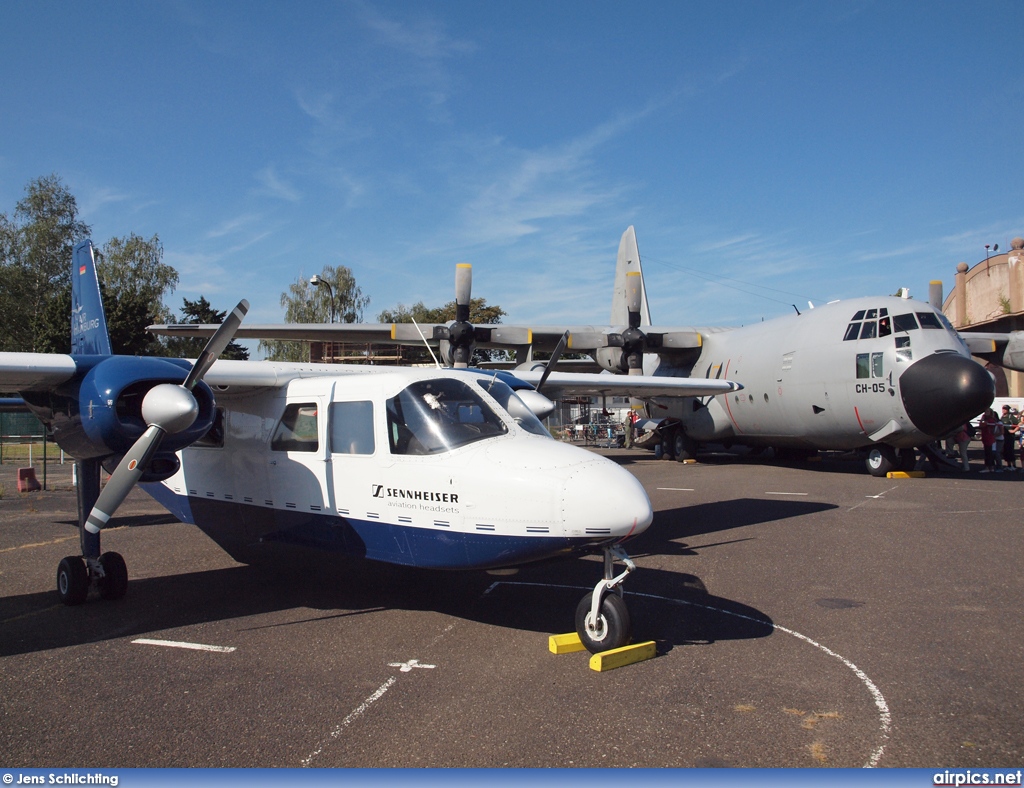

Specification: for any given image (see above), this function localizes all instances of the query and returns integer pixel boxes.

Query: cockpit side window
[386,378,508,455]
[271,403,319,452]
[917,312,943,329]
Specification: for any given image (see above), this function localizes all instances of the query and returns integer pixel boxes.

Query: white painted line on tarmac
[132,638,236,653]
[656,487,694,491]
[486,580,891,768]
[765,491,809,496]
[302,675,397,767]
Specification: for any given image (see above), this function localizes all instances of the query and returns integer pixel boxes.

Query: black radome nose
[900,353,994,437]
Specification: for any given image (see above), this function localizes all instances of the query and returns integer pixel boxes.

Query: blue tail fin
[71,239,112,356]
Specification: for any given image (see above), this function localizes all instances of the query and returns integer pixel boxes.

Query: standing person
[954,422,972,472]
[980,409,1001,473]
[1000,405,1020,471]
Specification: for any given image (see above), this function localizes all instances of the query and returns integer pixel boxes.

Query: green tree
[166,296,249,360]
[260,265,369,362]
[377,297,508,365]
[0,175,91,351]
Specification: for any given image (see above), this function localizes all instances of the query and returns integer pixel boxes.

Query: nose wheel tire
[575,591,631,654]
[865,445,897,477]
[57,556,89,606]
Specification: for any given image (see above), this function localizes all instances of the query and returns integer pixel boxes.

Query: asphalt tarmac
[1,449,1022,768]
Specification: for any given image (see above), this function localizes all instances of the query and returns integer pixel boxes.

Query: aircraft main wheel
[97,551,128,600]
[897,448,917,472]
[575,591,632,654]
[673,431,697,462]
[865,445,897,477]
[57,556,89,606]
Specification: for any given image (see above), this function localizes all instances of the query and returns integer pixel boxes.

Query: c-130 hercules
[153,227,1002,476]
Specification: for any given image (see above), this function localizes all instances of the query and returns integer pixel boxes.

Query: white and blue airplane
[0,240,742,653]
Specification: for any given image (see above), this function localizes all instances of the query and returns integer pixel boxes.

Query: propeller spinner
[84,300,249,535]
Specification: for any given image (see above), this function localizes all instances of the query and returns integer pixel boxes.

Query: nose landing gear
[575,545,636,653]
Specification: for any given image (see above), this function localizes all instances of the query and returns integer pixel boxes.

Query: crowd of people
[953,404,1022,473]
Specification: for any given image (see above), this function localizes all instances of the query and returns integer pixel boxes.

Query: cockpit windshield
[474,376,551,438]
[386,378,508,455]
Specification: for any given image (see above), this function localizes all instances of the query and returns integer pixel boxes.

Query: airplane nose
[900,353,994,437]
[561,460,653,539]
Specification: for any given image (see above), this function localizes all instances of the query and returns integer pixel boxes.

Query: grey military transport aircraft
[155,227,1010,476]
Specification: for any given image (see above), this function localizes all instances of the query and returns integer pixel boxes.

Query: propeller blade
[183,300,249,390]
[455,263,472,308]
[566,332,613,350]
[536,331,570,394]
[451,263,473,368]
[84,425,164,534]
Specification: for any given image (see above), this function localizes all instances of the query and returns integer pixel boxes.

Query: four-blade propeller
[85,300,249,535]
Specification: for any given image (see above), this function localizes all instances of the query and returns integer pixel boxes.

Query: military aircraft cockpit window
[893,313,919,333]
[386,378,508,455]
[271,403,319,452]
[329,401,375,455]
[474,377,550,438]
[916,312,944,329]
[859,321,878,340]
[844,308,890,341]
[896,335,913,362]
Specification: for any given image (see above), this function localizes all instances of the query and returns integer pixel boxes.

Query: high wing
[958,331,1024,372]
[513,369,741,399]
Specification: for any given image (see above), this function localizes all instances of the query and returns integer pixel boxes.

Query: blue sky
[2,1,1022,345]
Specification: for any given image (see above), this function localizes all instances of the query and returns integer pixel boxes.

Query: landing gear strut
[56,459,128,605]
[575,545,636,653]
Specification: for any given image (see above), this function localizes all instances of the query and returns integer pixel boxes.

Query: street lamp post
[310,274,336,363]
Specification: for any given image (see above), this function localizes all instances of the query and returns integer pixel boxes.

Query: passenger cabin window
[329,401,375,455]
[386,379,508,455]
[271,403,319,452]
[843,307,889,341]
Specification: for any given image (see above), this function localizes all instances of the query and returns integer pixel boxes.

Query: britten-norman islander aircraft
[0,240,742,653]
[161,228,1008,476]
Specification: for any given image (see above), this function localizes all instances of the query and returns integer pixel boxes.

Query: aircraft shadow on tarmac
[0,545,774,659]
[635,497,840,552]
[0,493,846,658]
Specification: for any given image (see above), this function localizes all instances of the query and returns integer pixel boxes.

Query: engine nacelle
[77,356,217,458]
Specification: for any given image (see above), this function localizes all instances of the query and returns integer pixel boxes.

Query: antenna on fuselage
[410,317,443,368]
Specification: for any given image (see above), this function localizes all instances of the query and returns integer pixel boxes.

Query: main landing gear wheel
[865,445,897,477]
[57,556,89,606]
[574,544,638,654]
[575,591,631,653]
[97,551,128,600]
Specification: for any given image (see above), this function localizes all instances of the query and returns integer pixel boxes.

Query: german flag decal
[79,265,87,275]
